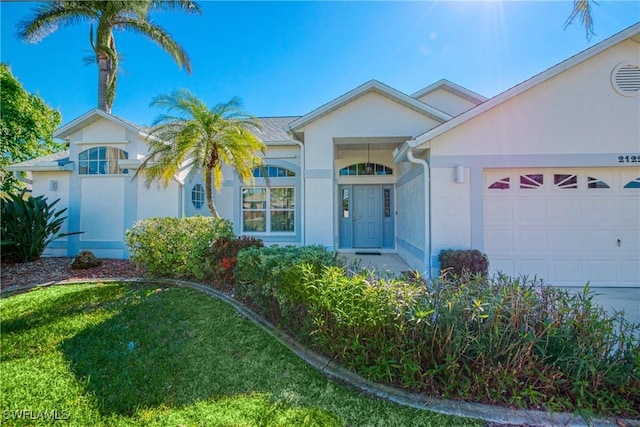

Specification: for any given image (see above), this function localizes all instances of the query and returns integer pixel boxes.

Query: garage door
[484,168,640,287]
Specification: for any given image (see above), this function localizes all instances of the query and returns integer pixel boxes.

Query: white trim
[411,79,487,104]
[54,108,148,140]
[289,80,452,131]
[73,140,130,145]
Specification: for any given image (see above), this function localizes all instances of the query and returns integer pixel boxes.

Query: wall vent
[612,62,640,96]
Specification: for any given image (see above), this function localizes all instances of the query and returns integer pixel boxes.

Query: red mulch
[1,257,146,290]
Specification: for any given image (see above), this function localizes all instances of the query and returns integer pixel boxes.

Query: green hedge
[125,216,233,279]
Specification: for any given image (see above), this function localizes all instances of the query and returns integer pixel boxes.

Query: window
[488,177,510,190]
[339,163,393,176]
[587,177,610,189]
[520,174,543,189]
[554,174,578,189]
[191,184,204,209]
[253,166,295,178]
[383,188,391,217]
[242,187,295,233]
[624,178,640,189]
[79,146,128,175]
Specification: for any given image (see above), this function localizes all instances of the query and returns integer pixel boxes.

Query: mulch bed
[1,257,146,290]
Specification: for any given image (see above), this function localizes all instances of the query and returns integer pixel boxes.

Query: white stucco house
[8,23,640,287]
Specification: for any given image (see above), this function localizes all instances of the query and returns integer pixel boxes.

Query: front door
[353,185,382,248]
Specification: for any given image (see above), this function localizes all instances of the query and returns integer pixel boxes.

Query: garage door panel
[619,260,640,283]
[584,260,619,284]
[485,200,513,224]
[548,199,582,225]
[518,260,548,279]
[485,229,513,251]
[484,168,640,287]
[549,230,583,251]
[516,200,548,224]
[517,230,548,251]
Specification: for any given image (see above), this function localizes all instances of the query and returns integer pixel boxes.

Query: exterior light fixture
[365,144,373,175]
[455,165,465,184]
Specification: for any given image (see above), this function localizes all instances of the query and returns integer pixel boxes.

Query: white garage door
[484,168,640,287]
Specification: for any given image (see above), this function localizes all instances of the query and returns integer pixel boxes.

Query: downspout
[406,148,432,279]
[291,139,305,245]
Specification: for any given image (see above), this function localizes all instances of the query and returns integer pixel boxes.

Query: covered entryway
[484,168,640,287]
[339,184,394,249]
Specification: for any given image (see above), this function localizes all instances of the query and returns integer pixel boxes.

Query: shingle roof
[257,116,300,142]
[6,150,70,170]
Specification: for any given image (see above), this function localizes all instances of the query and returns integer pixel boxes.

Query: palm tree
[137,89,266,218]
[565,0,596,40]
[17,1,200,113]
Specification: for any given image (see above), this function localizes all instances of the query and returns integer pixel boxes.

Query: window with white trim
[242,187,295,233]
[191,184,205,209]
[79,146,128,175]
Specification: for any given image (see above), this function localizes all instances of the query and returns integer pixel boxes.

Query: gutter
[406,148,433,279]
[290,137,305,246]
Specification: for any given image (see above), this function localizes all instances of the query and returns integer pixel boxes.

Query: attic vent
[611,62,640,96]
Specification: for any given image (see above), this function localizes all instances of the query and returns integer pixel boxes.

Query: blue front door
[353,185,382,248]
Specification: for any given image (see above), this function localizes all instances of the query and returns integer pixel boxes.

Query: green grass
[0,283,481,426]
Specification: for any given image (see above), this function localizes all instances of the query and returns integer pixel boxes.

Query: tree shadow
[59,285,339,422]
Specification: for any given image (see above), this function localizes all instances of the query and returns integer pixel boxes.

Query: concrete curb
[2,278,639,427]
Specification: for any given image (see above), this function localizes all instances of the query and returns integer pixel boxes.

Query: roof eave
[411,22,640,148]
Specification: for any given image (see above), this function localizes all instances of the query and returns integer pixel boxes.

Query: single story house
[8,23,639,287]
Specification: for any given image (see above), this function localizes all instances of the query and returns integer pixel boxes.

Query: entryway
[338,184,394,249]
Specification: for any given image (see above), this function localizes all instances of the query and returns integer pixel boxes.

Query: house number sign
[618,155,639,163]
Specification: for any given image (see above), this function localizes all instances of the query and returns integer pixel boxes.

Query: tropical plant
[0,191,74,262]
[125,216,234,279]
[137,89,266,217]
[0,64,63,194]
[17,0,201,113]
[565,0,596,40]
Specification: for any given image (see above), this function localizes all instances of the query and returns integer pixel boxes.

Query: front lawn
[0,283,480,426]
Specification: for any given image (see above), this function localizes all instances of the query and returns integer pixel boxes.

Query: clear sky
[1,1,639,127]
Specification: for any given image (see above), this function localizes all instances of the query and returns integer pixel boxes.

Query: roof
[288,80,452,131]
[395,22,640,160]
[54,108,149,139]
[412,79,487,104]
[5,150,72,172]
[258,116,300,142]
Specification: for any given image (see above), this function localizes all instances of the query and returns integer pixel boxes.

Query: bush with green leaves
[241,259,639,418]
[1,191,72,262]
[439,249,489,277]
[125,216,233,279]
[205,236,264,287]
[234,245,337,325]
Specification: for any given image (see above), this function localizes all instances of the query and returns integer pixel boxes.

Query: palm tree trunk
[97,53,111,113]
[204,168,220,218]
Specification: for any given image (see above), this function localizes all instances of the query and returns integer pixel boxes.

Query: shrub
[234,245,337,324]
[206,236,264,286]
[249,261,640,417]
[1,191,75,262]
[125,216,233,279]
[439,249,489,277]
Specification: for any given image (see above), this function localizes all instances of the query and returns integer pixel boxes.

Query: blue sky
[1,1,639,127]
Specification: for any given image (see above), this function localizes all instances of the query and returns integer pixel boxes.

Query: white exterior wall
[32,171,71,257]
[416,88,478,117]
[430,167,471,256]
[137,178,181,220]
[395,162,426,271]
[302,92,441,249]
[430,40,640,157]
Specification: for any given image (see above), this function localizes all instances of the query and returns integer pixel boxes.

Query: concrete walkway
[337,252,412,276]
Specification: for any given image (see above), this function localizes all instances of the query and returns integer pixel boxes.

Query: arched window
[339,163,393,176]
[78,146,128,175]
